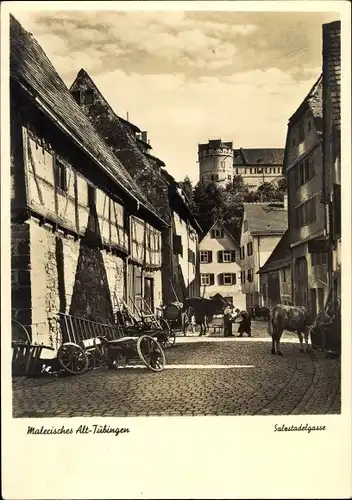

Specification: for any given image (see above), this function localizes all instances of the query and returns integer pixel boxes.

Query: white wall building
[239,203,288,310]
[199,221,245,309]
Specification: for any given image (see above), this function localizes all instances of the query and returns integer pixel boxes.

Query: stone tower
[198,139,234,187]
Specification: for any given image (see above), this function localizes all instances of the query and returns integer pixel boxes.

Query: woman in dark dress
[234,309,252,337]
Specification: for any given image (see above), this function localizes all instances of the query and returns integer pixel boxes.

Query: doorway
[144,277,154,313]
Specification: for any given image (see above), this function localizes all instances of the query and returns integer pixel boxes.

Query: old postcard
[1,1,351,499]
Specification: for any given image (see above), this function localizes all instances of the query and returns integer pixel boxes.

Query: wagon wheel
[57,343,89,375]
[137,335,165,372]
[93,336,108,363]
[159,318,176,348]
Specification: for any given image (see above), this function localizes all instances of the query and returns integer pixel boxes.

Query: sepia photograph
[1,1,351,498]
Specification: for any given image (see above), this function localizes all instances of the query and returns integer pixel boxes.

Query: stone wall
[11,223,31,326]
[11,217,126,349]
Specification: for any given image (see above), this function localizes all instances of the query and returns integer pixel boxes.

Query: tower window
[211,174,219,181]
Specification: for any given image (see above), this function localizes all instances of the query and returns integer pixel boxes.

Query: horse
[182,294,229,336]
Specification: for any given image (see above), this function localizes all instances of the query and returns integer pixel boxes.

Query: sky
[11,8,339,184]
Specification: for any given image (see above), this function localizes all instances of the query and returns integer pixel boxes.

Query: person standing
[223,305,235,337]
[234,309,252,337]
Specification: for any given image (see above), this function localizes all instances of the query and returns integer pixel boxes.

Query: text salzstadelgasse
[274,423,326,433]
[27,424,130,437]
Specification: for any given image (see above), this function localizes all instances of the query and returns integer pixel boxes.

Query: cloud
[10,9,337,184]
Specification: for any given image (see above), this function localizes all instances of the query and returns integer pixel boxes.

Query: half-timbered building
[10,16,167,348]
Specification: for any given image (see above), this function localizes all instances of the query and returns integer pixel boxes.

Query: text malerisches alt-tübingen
[27,424,130,437]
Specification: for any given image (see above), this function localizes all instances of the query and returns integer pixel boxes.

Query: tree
[179,175,194,202]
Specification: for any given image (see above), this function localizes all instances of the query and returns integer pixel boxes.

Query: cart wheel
[159,319,176,348]
[93,336,107,362]
[86,350,96,370]
[137,335,165,372]
[57,343,89,375]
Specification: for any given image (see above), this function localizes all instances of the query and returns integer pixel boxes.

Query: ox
[268,304,312,355]
[182,294,229,336]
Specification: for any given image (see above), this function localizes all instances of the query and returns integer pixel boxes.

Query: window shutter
[207,250,212,263]
[218,250,223,263]
[232,273,236,285]
[210,274,215,286]
[218,273,223,285]
[231,250,236,262]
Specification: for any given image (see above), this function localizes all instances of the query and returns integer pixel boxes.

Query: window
[173,234,183,256]
[257,168,263,174]
[236,168,239,175]
[201,274,214,286]
[87,184,96,209]
[83,90,94,105]
[200,250,212,263]
[307,119,312,132]
[188,248,195,265]
[223,273,235,285]
[282,268,287,282]
[55,158,68,192]
[295,197,316,227]
[228,175,232,180]
[211,229,224,238]
[247,242,253,256]
[311,252,328,266]
[247,269,254,282]
[243,220,248,233]
[241,271,246,284]
[298,120,304,143]
[296,155,315,188]
[222,250,231,262]
[273,167,276,174]
[211,174,219,181]
[240,246,245,259]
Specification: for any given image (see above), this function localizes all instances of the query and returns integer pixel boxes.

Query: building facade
[233,148,285,190]
[199,222,245,309]
[70,69,201,306]
[322,21,341,301]
[258,229,292,308]
[284,75,329,316]
[239,203,287,310]
[10,16,166,348]
[198,139,284,190]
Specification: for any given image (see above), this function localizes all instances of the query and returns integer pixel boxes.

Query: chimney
[141,131,148,143]
[283,193,288,210]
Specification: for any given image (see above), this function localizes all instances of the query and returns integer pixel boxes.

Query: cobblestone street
[12,322,340,418]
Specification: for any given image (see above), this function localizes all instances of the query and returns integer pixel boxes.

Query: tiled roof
[258,229,291,274]
[69,69,173,219]
[243,203,288,235]
[288,75,323,130]
[10,16,165,225]
[307,75,323,123]
[234,148,285,165]
[323,21,341,132]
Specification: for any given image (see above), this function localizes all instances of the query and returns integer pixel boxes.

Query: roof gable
[200,220,239,246]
